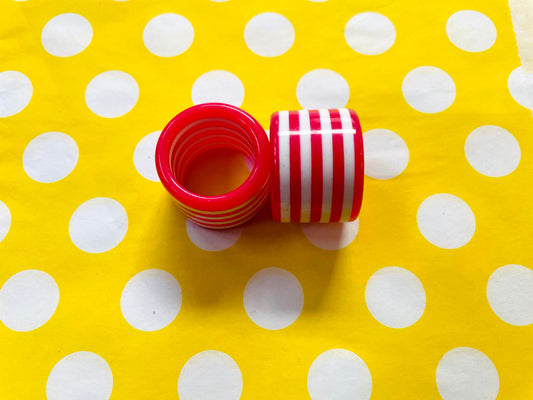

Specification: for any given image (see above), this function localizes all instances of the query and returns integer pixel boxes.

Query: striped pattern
[161,113,271,230]
[270,108,364,223]
[172,180,271,229]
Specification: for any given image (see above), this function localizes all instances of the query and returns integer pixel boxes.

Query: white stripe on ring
[340,108,355,222]
[319,109,333,222]
[278,111,291,222]
[298,110,312,222]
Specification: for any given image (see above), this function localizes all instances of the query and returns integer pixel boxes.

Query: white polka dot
[417,194,475,249]
[0,71,32,117]
[465,125,520,177]
[402,66,456,113]
[446,10,496,52]
[244,13,295,57]
[363,129,409,179]
[143,13,194,57]
[41,13,93,57]
[308,349,372,400]
[69,197,128,253]
[244,267,304,330]
[133,131,160,182]
[186,219,242,251]
[85,71,139,118]
[344,12,396,55]
[0,201,11,243]
[302,220,359,250]
[191,70,244,107]
[121,269,182,331]
[297,69,350,109]
[47,351,113,400]
[508,66,533,110]
[178,350,242,400]
[0,270,59,332]
[23,132,79,183]
[365,267,425,328]
[487,264,533,326]
[436,347,499,400]
[308,0,327,2]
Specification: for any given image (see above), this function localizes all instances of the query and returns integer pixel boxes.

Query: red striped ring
[156,103,271,229]
[270,108,364,223]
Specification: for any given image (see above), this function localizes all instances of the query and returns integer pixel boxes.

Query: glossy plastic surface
[156,103,271,229]
[270,108,364,223]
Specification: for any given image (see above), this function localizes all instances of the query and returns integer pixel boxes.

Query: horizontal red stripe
[350,109,364,221]
[309,110,323,223]
[289,111,301,222]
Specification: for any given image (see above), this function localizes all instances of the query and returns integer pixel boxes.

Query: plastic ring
[270,108,364,223]
[156,103,271,229]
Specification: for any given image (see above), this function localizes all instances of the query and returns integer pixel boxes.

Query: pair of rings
[155,103,364,229]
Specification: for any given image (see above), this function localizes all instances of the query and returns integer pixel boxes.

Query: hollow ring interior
[169,117,257,188]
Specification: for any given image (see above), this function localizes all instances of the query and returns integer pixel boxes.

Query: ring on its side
[270,108,364,223]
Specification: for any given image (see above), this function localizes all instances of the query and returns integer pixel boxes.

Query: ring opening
[156,103,271,228]
[170,118,256,196]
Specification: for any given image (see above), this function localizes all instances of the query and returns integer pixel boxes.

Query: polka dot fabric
[0,1,532,399]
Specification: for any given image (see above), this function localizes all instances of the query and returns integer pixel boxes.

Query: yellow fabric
[1,0,533,399]
[508,0,533,71]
